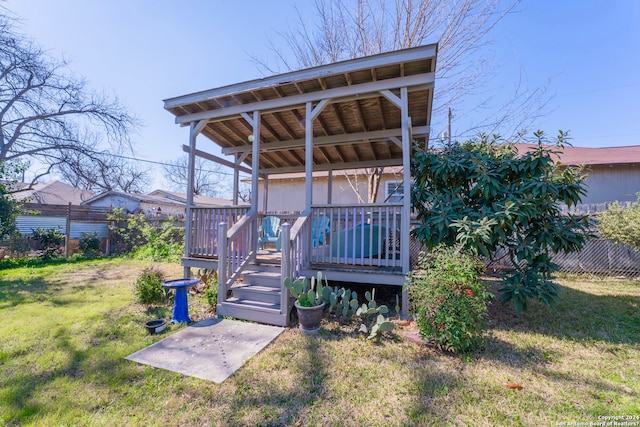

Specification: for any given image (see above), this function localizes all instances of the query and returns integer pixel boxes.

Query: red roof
[514,144,640,166]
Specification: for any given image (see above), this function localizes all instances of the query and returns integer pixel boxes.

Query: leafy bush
[134,267,168,306]
[79,232,101,258]
[407,246,491,353]
[31,227,64,260]
[108,208,184,262]
[0,162,26,240]
[597,197,640,249]
[411,131,592,313]
[198,268,218,308]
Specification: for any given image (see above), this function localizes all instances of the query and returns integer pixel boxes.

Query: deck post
[281,223,291,321]
[262,174,269,213]
[233,154,240,205]
[217,222,228,308]
[184,120,206,278]
[400,86,411,319]
[305,102,314,212]
[327,168,333,204]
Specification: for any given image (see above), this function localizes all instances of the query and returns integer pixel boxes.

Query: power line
[106,152,249,177]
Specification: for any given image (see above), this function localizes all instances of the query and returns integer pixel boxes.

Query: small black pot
[145,319,167,334]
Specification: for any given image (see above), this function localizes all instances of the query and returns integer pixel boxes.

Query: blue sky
[5,0,640,191]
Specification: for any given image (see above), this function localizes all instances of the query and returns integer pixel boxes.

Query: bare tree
[161,155,227,197]
[253,0,545,202]
[237,182,251,203]
[57,146,150,194]
[0,9,138,190]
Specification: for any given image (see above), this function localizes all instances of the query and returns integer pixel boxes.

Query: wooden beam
[353,99,367,132]
[317,146,331,163]
[173,73,435,124]
[380,90,402,109]
[269,112,297,140]
[259,157,402,175]
[221,126,431,154]
[182,145,252,174]
[376,97,387,129]
[333,145,347,163]
[164,44,437,108]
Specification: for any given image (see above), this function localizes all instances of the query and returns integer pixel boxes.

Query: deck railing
[187,206,250,258]
[281,215,308,280]
[309,204,404,271]
[217,211,258,304]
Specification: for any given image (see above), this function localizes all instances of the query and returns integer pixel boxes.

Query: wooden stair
[216,265,290,327]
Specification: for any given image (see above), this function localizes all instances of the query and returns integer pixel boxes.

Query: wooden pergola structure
[164,44,437,325]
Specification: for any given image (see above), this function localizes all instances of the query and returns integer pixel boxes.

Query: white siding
[583,165,640,204]
[16,216,108,238]
[16,216,65,235]
[88,195,141,212]
[70,222,109,239]
[258,174,399,211]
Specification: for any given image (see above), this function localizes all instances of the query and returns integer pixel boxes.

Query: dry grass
[0,260,639,426]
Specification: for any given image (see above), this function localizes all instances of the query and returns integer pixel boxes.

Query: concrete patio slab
[125,318,284,383]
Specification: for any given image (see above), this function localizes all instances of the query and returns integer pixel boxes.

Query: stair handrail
[281,214,309,322]
[218,210,258,306]
[289,214,308,278]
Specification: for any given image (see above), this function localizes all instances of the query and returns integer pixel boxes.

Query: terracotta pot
[294,301,325,335]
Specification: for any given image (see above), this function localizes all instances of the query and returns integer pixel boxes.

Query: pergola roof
[164,44,437,175]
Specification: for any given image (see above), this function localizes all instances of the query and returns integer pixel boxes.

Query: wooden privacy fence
[5,203,112,257]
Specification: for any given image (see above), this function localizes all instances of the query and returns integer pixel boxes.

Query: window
[385,180,404,203]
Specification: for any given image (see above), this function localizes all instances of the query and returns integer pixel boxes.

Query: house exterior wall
[583,164,640,204]
[85,195,185,216]
[87,195,141,212]
[257,173,403,212]
[139,201,184,217]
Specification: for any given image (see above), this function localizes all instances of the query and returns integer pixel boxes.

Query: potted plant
[285,272,327,335]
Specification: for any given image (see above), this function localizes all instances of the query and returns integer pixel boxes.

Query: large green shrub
[31,227,64,260]
[79,231,101,258]
[134,267,168,306]
[408,246,490,353]
[597,197,640,249]
[411,131,592,313]
[108,208,184,262]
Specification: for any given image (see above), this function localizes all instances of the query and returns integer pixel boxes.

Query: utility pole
[447,107,452,147]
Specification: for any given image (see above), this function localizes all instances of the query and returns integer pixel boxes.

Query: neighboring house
[258,144,640,212]
[13,180,94,205]
[82,191,187,217]
[9,181,108,239]
[82,190,237,217]
[515,144,640,205]
[149,189,245,208]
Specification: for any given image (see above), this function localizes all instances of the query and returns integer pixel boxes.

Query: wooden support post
[217,222,228,310]
[281,222,291,318]
[184,121,203,278]
[233,154,240,205]
[305,102,314,212]
[327,168,333,204]
[262,174,269,213]
[400,86,411,319]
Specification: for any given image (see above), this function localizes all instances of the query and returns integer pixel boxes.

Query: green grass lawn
[1,259,639,426]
